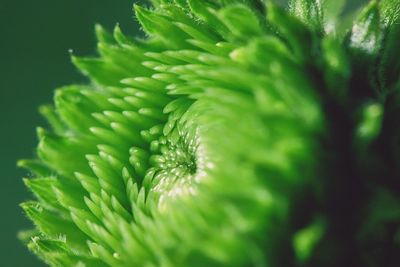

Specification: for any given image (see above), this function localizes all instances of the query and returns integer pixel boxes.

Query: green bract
[20,0,400,266]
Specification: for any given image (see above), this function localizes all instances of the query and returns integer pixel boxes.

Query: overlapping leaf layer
[20,0,400,266]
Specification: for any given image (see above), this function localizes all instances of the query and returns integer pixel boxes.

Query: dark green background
[0,1,138,266]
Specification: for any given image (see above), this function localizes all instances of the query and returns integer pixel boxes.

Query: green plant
[19,0,400,266]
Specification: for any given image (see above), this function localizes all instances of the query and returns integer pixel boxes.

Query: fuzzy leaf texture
[20,0,400,267]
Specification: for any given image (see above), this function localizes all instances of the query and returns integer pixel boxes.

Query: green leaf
[288,0,324,33]
[293,217,326,263]
[380,0,400,28]
[218,4,264,39]
[356,102,383,144]
[21,202,89,252]
[321,0,346,34]
[378,12,400,92]
[18,159,53,177]
[72,56,128,86]
[349,1,382,57]
[322,36,350,99]
[134,4,190,49]
[23,177,60,209]
[267,2,315,63]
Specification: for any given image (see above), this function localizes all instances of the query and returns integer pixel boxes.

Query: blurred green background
[0,0,138,266]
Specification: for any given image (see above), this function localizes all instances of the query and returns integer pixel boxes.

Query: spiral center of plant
[149,131,200,207]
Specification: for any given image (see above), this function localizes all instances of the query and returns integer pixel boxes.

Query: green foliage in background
[19,0,400,266]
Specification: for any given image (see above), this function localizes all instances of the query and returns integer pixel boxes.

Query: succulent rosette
[20,0,400,266]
